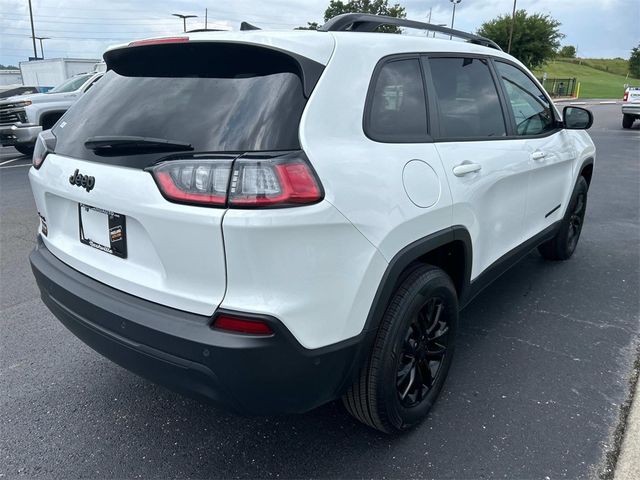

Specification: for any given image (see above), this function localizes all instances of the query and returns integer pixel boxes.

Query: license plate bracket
[78,203,127,258]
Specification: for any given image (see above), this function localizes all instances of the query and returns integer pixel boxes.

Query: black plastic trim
[545,204,562,218]
[29,237,366,414]
[460,221,561,307]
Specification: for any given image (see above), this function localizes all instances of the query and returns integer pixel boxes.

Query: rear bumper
[30,236,370,414]
[622,104,640,116]
[0,123,41,146]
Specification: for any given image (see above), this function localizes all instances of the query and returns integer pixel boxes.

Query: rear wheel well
[580,162,594,187]
[399,240,467,298]
[40,111,65,130]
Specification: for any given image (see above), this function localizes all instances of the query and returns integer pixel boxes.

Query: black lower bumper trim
[30,237,369,414]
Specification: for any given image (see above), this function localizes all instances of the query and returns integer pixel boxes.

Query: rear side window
[429,57,506,139]
[52,43,321,167]
[495,61,556,136]
[365,58,428,143]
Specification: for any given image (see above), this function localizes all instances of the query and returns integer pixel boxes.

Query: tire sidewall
[378,269,459,430]
[556,177,589,258]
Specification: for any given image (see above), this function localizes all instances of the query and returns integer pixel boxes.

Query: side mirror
[563,106,593,130]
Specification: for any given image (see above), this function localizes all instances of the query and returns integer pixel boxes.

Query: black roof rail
[318,13,502,51]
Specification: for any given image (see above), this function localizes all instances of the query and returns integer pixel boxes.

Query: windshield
[52,43,321,168]
[48,74,92,93]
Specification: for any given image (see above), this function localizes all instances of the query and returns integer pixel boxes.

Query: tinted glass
[48,74,92,93]
[366,58,428,142]
[495,61,556,136]
[53,43,313,166]
[429,57,506,139]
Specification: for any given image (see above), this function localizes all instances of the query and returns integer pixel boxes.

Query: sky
[1,0,638,67]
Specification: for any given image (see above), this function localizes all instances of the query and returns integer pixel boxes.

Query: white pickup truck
[0,72,102,155]
[622,86,640,129]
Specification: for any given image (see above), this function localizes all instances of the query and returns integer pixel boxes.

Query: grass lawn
[534,60,638,99]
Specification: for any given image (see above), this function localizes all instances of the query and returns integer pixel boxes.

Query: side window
[428,57,506,139]
[366,58,428,142]
[495,61,556,136]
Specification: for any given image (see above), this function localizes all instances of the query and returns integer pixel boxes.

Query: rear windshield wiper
[84,136,194,156]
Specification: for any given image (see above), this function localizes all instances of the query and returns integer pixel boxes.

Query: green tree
[295,22,320,30]
[298,0,406,33]
[477,9,564,70]
[558,45,576,58]
[629,44,640,78]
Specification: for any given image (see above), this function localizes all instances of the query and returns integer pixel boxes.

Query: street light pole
[449,0,462,39]
[34,36,50,59]
[172,13,197,33]
[507,0,517,54]
[27,0,38,59]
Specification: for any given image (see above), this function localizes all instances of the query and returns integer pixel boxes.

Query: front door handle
[453,163,482,177]
[531,151,547,161]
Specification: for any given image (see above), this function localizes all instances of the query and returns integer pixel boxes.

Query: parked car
[0,72,102,155]
[28,14,595,433]
[622,85,640,128]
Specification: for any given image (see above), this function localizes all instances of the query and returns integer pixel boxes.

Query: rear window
[53,43,321,166]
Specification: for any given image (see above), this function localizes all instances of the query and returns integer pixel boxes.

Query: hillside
[534,60,638,99]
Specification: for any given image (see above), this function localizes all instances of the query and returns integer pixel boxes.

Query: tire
[622,114,634,129]
[538,176,588,261]
[343,265,458,433]
[14,144,34,156]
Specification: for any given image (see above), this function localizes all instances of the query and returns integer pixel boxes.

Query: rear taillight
[623,91,629,101]
[149,152,323,208]
[212,314,273,335]
[150,158,231,206]
[228,155,322,207]
[32,130,56,169]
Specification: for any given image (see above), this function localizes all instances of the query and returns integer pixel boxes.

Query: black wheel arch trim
[578,157,595,187]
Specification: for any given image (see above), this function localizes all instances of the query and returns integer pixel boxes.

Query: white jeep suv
[29,14,595,433]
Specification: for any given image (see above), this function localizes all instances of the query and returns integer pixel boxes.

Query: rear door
[425,55,529,279]
[29,40,325,315]
[492,60,575,239]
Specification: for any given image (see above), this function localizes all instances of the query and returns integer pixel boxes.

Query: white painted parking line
[0,157,21,166]
[0,163,30,170]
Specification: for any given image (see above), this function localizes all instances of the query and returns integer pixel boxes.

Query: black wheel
[622,114,634,129]
[538,176,588,261]
[343,265,458,433]
[14,144,34,156]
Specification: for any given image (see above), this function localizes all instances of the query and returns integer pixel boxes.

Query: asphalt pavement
[1,105,639,479]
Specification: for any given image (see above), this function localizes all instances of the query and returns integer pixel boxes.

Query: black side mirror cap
[563,106,593,130]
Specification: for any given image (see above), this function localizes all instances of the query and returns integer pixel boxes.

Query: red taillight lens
[212,314,273,335]
[128,37,189,47]
[149,153,323,208]
[32,131,55,169]
[228,155,323,207]
[623,91,629,101]
[150,159,231,206]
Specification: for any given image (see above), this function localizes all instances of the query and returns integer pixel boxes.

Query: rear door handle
[453,163,482,177]
[531,151,547,161]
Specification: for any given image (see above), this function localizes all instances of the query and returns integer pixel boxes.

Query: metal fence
[538,77,577,97]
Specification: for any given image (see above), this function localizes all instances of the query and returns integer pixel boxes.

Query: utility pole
[34,36,50,59]
[172,13,197,32]
[449,0,461,39]
[27,0,38,59]
[507,0,517,54]
[205,8,208,29]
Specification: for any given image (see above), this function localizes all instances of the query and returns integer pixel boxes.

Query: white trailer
[19,58,100,87]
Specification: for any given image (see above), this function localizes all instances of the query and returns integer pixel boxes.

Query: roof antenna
[240,21,261,31]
